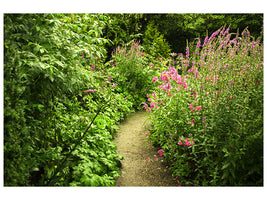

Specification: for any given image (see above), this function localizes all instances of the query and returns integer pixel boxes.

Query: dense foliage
[106,42,159,109]
[145,27,263,186]
[4,13,263,186]
[103,13,263,55]
[4,13,134,186]
[142,14,263,53]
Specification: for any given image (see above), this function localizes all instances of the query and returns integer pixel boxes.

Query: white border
[1,1,266,200]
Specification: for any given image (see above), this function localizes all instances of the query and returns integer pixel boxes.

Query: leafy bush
[4,14,133,186]
[106,42,159,109]
[145,27,263,186]
[142,21,171,59]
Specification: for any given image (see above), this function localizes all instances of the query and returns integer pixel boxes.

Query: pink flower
[183,81,187,89]
[87,89,96,92]
[150,102,156,108]
[188,67,194,73]
[178,141,183,146]
[91,64,95,71]
[82,52,85,58]
[189,104,194,113]
[158,149,164,156]
[195,106,202,111]
[140,152,142,154]
[124,97,127,100]
[112,83,117,88]
[155,157,158,161]
[160,74,169,82]
[152,77,159,82]
[108,75,111,82]
[121,175,125,177]
[142,102,149,111]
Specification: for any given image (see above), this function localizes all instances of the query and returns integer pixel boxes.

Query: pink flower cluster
[189,103,202,113]
[154,67,189,93]
[178,138,194,146]
[87,89,96,92]
[158,149,164,157]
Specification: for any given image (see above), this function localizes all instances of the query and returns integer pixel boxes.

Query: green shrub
[106,42,159,109]
[142,21,171,59]
[4,14,132,186]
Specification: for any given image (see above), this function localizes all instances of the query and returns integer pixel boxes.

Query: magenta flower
[183,81,187,89]
[142,102,149,110]
[112,83,117,88]
[178,141,183,146]
[189,104,194,112]
[152,77,159,82]
[195,106,202,111]
[188,67,194,73]
[108,75,111,82]
[82,52,84,58]
[150,102,156,109]
[158,149,164,156]
[91,64,95,71]
[160,74,169,82]
[87,89,96,92]
[186,46,190,59]
[124,97,127,100]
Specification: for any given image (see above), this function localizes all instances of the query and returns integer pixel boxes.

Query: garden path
[114,111,177,186]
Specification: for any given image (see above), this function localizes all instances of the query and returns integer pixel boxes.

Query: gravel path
[114,111,177,186]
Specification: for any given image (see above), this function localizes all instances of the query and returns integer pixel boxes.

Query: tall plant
[4,13,124,186]
[107,42,158,109]
[145,27,263,186]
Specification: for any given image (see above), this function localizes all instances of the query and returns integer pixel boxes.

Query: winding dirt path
[114,111,177,186]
